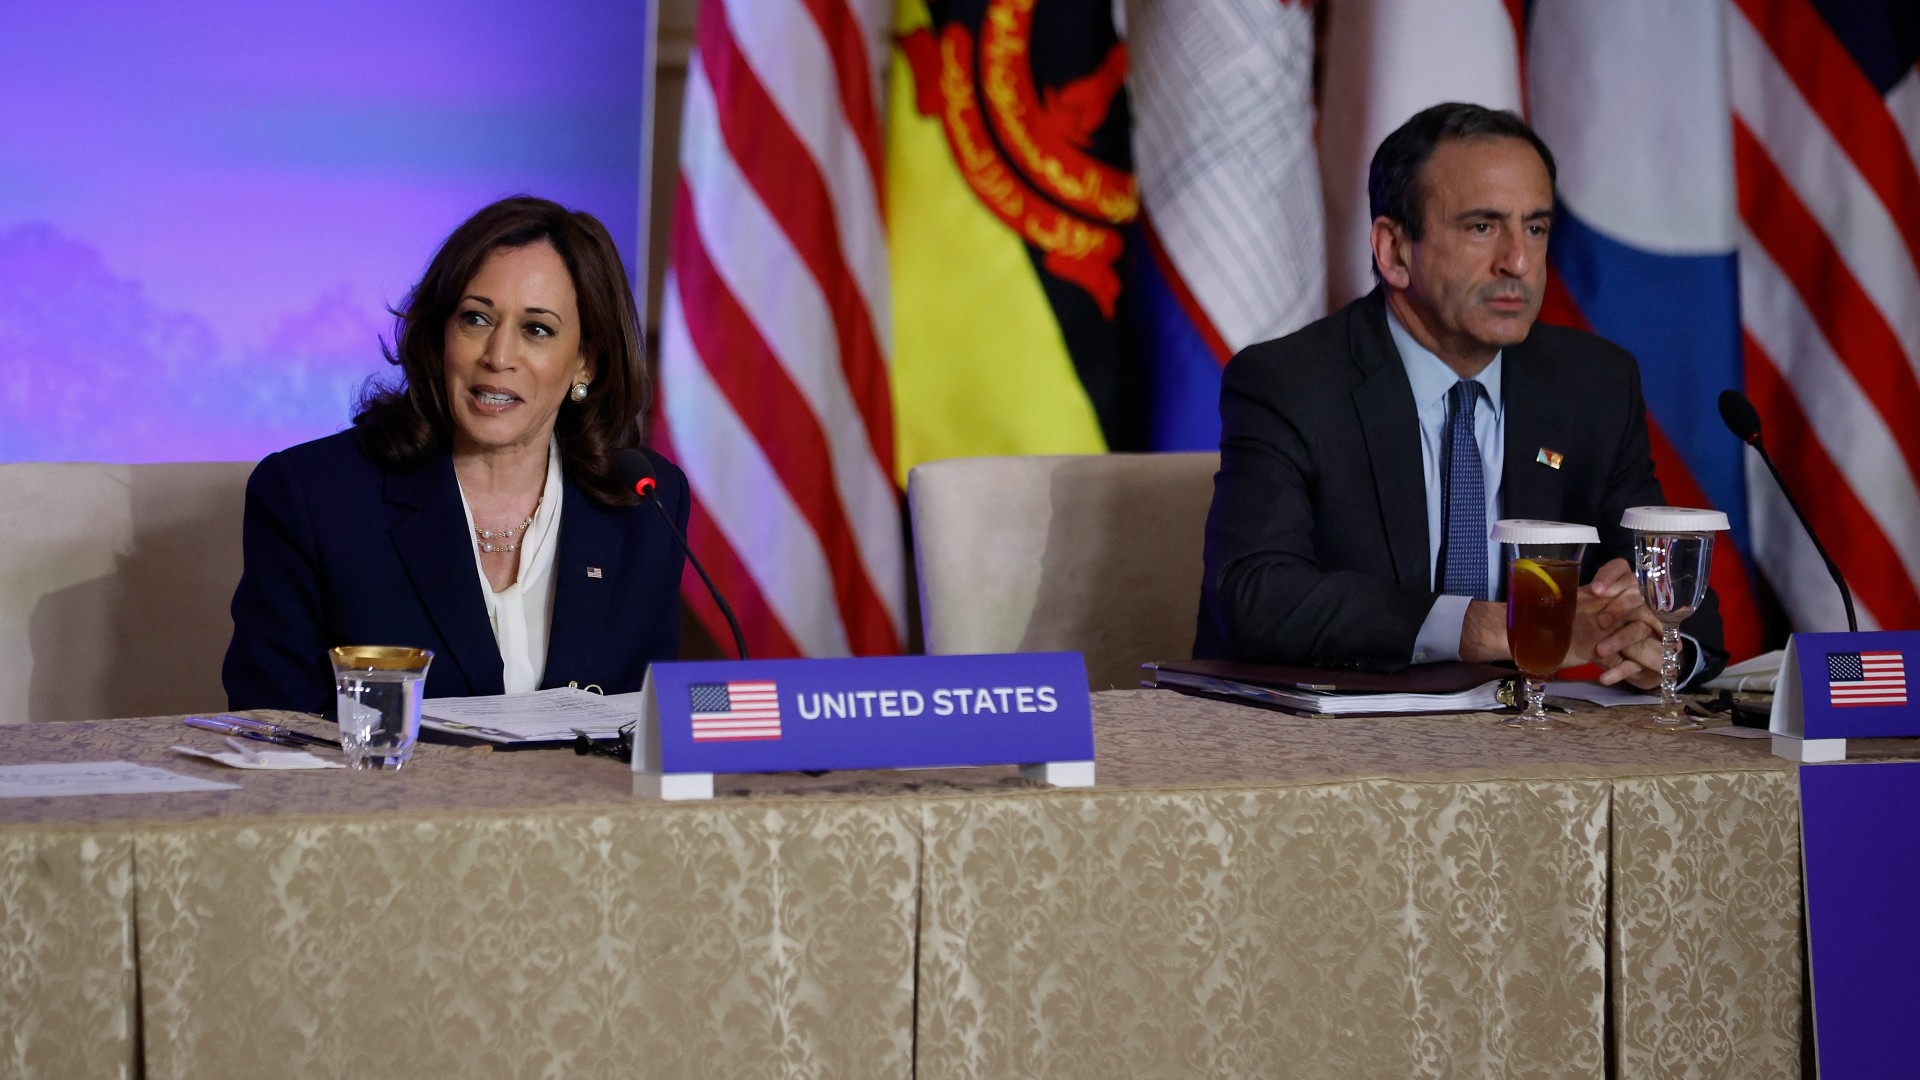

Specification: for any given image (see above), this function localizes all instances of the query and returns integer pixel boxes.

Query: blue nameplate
[1771,631,1920,760]
[630,653,1095,799]
[1800,761,1920,1078]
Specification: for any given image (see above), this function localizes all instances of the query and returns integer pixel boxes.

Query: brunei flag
[887,0,1145,479]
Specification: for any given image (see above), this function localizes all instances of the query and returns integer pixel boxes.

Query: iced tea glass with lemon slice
[1491,520,1599,730]
[1621,507,1729,731]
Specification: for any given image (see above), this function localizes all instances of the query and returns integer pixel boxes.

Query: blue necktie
[1441,380,1489,599]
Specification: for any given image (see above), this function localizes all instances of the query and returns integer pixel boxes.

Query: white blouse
[456,442,564,694]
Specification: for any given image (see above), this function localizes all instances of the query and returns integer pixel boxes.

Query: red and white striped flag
[1826,650,1907,708]
[656,0,906,658]
[1729,0,1920,632]
[690,680,784,740]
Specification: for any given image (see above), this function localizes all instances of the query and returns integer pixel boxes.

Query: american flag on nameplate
[689,681,783,741]
[1827,651,1908,708]
[654,0,905,660]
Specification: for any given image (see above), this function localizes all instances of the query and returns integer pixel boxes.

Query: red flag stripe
[674,58,904,626]
[714,0,889,316]
[1539,273,1767,661]
[653,418,807,660]
[659,278,860,654]
[670,181,900,655]
[1744,333,1920,627]
[696,7,895,475]
[1646,417,1766,662]
[1739,231,1920,613]
[797,0,887,212]
[1535,273,1590,334]
[1733,117,1920,487]
[1731,0,1920,277]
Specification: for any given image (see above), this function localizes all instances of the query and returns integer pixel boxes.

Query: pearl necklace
[475,515,535,555]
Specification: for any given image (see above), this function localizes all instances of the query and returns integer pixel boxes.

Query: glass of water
[1621,507,1729,732]
[330,646,433,769]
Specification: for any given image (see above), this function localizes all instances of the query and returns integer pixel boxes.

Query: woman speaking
[223,197,687,712]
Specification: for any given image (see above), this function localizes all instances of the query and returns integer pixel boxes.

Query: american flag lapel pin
[1536,448,1564,470]
[586,566,603,579]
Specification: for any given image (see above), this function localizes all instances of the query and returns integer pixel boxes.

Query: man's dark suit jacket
[223,430,688,713]
[1195,289,1726,677]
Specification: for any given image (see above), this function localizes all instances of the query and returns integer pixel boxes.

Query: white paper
[421,687,638,743]
[1545,681,1661,707]
[1702,648,1784,693]
[0,761,240,798]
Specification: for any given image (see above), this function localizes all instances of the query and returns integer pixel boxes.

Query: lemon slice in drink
[1513,558,1562,600]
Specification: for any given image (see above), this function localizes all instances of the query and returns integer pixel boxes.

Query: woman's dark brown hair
[354,196,648,507]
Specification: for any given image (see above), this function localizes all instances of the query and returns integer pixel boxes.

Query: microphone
[1717,389,1858,632]
[615,448,749,660]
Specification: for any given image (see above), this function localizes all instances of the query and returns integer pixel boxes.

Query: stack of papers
[1702,649,1784,693]
[421,687,639,746]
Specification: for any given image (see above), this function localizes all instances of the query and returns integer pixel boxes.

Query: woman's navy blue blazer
[222,430,688,713]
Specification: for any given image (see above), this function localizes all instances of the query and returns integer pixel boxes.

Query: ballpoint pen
[184,715,340,750]
[213,714,341,750]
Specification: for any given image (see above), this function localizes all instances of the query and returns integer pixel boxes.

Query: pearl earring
[569,382,589,402]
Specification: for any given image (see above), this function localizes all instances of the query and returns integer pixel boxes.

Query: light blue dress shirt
[1388,308,1703,680]
[1387,309,1503,664]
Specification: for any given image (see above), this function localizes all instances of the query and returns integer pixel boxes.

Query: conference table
[3,690,1814,1079]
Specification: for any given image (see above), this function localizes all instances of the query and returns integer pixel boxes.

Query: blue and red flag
[1530,2,1748,658]
[1531,0,1920,648]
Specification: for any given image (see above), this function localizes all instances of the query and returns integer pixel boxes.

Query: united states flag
[1827,651,1908,708]
[1519,2,1917,653]
[655,0,904,659]
[1730,1,1920,634]
[689,681,783,741]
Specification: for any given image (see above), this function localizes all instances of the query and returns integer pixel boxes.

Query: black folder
[1143,659,1517,717]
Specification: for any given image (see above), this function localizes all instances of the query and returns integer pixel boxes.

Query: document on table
[0,761,240,798]
[420,687,639,745]
[1702,648,1784,693]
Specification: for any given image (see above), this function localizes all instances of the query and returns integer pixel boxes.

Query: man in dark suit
[1196,103,1726,685]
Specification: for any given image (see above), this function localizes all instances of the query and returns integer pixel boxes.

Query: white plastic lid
[1620,506,1730,532]
[1490,519,1600,545]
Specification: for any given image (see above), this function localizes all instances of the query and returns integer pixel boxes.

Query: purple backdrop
[0,1,651,462]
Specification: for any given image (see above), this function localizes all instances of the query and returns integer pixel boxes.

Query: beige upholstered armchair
[0,462,254,723]
[907,452,1218,690]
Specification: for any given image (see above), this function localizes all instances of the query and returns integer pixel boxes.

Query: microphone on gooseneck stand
[1717,389,1859,633]
[614,448,749,660]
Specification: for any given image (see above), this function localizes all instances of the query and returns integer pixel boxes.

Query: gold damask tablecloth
[0,719,923,1080]
[0,690,1805,1079]
[913,692,1804,1080]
